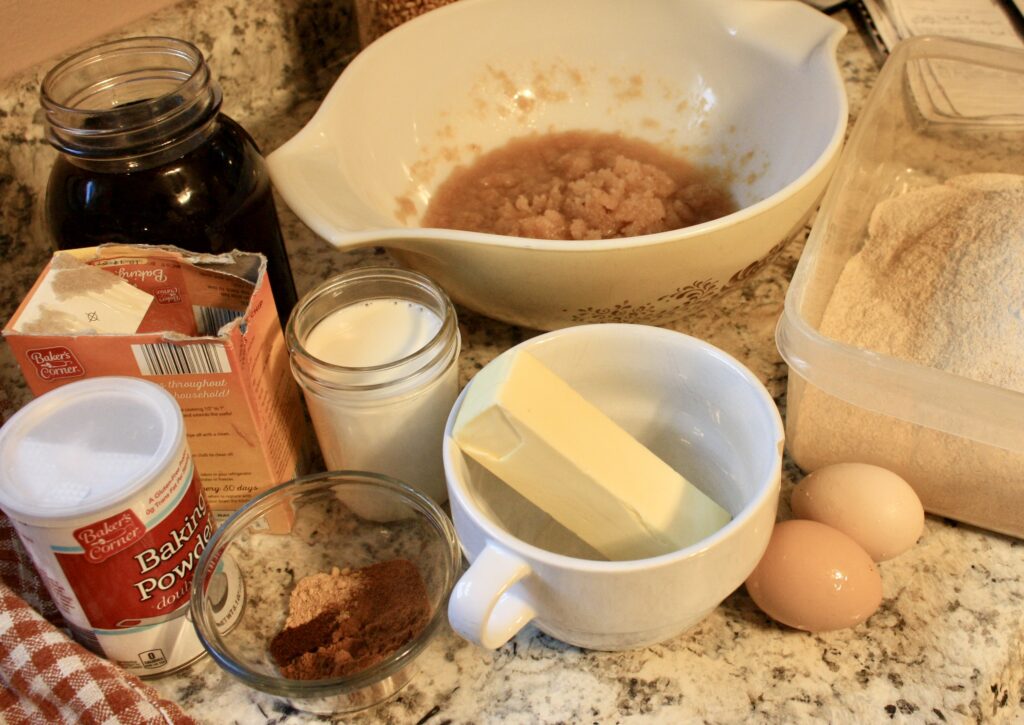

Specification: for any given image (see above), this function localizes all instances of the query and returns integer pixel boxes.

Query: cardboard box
[3,244,311,515]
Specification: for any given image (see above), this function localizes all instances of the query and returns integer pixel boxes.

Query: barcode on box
[193,305,244,336]
[132,342,231,376]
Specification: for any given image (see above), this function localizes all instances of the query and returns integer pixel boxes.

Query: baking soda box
[3,244,311,517]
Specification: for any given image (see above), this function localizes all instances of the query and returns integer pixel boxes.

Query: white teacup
[442,324,783,651]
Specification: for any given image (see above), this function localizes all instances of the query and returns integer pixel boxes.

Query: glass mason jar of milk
[286,268,460,503]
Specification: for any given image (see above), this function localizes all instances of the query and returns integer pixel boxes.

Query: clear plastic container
[777,36,1024,538]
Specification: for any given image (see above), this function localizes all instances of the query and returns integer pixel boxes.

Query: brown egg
[745,519,882,632]
[792,463,924,562]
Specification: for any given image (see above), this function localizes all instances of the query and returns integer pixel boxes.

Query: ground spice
[269,559,431,680]
[281,566,359,628]
[268,609,342,665]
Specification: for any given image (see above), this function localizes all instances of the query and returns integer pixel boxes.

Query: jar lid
[40,36,222,164]
[0,377,184,524]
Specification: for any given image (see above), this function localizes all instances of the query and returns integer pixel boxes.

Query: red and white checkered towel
[0,513,195,725]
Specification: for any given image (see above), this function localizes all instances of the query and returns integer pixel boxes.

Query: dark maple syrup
[41,37,298,320]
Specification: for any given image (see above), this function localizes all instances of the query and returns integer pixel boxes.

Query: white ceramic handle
[448,543,537,649]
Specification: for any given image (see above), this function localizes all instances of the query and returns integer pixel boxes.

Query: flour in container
[790,172,1024,536]
[818,173,1024,392]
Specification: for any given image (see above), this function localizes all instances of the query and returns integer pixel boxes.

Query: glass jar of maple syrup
[40,36,298,320]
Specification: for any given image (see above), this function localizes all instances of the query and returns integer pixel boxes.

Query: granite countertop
[1,1,1023,723]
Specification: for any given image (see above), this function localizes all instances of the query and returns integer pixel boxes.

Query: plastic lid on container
[0,377,184,524]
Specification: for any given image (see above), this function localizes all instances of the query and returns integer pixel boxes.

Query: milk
[288,270,461,505]
[305,299,442,369]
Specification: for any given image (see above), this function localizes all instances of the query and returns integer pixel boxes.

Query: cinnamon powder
[269,559,431,680]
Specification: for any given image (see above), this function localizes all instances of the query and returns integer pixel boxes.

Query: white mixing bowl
[268,0,847,330]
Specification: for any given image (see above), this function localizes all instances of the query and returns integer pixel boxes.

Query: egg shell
[745,519,883,632]
[792,462,924,561]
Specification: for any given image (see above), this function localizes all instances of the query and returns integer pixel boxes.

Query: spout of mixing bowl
[716,0,846,67]
[267,123,399,247]
[267,126,480,252]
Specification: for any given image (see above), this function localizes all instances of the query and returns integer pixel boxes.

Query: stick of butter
[452,349,731,560]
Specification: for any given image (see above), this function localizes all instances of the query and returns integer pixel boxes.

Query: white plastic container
[0,377,244,676]
[777,37,1024,538]
[286,268,460,504]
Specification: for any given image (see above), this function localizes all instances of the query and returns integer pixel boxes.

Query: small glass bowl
[190,471,461,714]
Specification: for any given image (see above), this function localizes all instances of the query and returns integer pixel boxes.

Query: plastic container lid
[0,377,184,524]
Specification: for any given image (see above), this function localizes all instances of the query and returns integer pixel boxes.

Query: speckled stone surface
[1,2,1023,723]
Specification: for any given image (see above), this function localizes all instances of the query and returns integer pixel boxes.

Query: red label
[154,288,182,305]
[55,459,213,630]
[26,346,85,382]
[73,510,145,564]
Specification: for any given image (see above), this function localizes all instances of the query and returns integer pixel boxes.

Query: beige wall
[0,0,179,79]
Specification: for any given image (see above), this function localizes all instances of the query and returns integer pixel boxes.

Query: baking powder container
[0,377,243,677]
[286,268,460,504]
